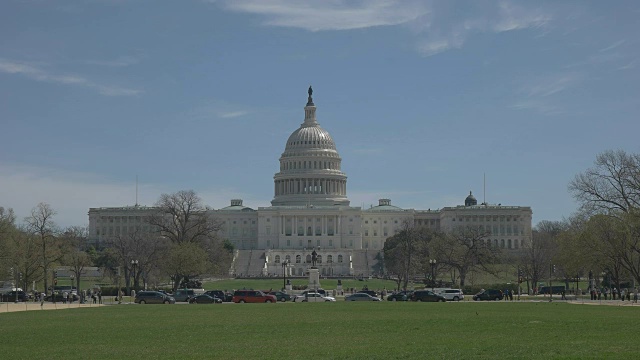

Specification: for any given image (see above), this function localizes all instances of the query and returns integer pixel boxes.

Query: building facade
[88,88,532,277]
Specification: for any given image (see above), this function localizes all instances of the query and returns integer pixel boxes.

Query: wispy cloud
[511,73,579,115]
[219,0,428,31]
[415,1,552,57]
[599,39,625,53]
[82,55,141,67]
[0,59,142,96]
[220,110,249,119]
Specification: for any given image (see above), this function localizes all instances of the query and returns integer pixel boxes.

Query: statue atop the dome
[307,85,314,106]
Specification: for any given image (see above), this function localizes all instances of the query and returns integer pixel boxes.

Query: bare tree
[106,228,167,293]
[431,225,498,288]
[0,207,17,280]
[569,150,640,214]
[569,150,640,285]
[61,226,92,291]
[146,190,223,290]
[24,203,61,293]
[10,230,42,291]
[520,221,562,293]
[148,190,221,244]
[382,221,432,291]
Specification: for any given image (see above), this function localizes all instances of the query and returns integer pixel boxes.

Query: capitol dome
[271,87,349,207]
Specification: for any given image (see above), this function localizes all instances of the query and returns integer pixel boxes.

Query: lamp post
[429,259,437,291]
[131,259,139,292]
[282,260,289,290]
[70,274,75,302]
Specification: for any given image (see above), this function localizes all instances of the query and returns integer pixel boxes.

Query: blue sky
[1,0,638,228]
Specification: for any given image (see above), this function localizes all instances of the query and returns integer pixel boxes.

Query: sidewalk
[0,301,106,313]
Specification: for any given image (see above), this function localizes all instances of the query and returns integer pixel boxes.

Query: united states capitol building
[88,88,532,277]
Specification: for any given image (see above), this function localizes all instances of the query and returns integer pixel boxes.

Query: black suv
[411,290,446,302]
[205,290,232,302]
[1,290,28,302]
[135,291,176,304]
[387,291,413,301]
[473,289,503,301]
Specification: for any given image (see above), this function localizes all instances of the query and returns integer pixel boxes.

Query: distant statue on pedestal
[311,250,318,268]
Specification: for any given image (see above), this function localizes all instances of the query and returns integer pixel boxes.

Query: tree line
[0,190,233,295]
[383,150,640,293]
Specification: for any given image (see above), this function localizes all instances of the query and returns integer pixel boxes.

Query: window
[285,255,291,262]
[266,226,271,235]
[327,255,333,263]
[328,239,333,247]
[317,255,322,263]
[383,227,388,236]
[296,255,301,263]
[275,255,280,263]
[338,255,343,263]
[365,230,369,236]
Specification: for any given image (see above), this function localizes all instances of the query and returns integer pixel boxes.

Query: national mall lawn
[0,302,637,359]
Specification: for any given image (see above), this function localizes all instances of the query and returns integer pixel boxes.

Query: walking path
[0,301,106,313]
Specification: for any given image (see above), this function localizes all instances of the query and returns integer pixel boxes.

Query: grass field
[0,301,637,359]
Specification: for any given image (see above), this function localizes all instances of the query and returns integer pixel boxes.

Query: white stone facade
[88,89,532,276]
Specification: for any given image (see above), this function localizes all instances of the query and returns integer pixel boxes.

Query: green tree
[164,242,209,293]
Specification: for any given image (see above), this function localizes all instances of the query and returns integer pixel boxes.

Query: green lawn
[0,302,638,358]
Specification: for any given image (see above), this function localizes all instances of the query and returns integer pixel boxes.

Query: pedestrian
[98,291,102,304]
[634,289,638,303]
[62,291,67,304]
[561,290,566,300]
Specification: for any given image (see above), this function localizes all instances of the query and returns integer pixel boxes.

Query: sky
[1,0,639,229]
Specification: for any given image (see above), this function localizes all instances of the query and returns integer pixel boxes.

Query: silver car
[295,292,336,302]
[345,293,381,301]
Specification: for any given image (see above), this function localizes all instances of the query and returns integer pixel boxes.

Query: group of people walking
[590,287,638,302]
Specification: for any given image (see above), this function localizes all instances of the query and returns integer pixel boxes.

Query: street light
[282,260,289,290]
[131,260,139,292]
[70,274,75,304]
[429,259,437,291]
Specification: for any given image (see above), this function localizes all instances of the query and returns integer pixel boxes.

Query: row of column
[279,215,342,237]
[275,178,346,196]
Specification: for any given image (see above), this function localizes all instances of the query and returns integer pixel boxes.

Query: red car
[232,290,277,303]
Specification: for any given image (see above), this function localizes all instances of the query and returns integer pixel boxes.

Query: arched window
[500,239,505,248]
[317,255,322,263]
[514,239,519,249]
[306,254,312,263]
[298,226,304,236]
[275,255,280,263]
[508,239,512,249]
[338,255,343,263]
[285,255,291,262]
[327,255,333,263]
[307,226,312,236]
[296,255,301,263]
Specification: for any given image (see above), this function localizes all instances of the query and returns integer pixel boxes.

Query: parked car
[173,288,205,302]
[345,293,381,301]
[387,291,414,302]
[357,290,378,298]
[135,291,176,304]
[294,292,336,302]
[188,294,222,304]
[205,290,233,302]
[411,290,446,302]
[266,291,292,302]
[435,288,464,301]
[1,290,28,302]
[232,290,277,303]
[472,289,503,301]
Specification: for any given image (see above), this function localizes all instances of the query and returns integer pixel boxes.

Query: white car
[435,288,464,301]
[294,292,336,302]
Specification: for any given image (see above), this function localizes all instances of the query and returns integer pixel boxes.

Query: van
[435,288,464,301]
[172,288,205,302]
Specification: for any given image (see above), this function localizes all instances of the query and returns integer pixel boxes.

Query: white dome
[271,88,349,207]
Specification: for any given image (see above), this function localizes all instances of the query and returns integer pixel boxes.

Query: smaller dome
[219,199,254,212]
[465,191,477,206]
